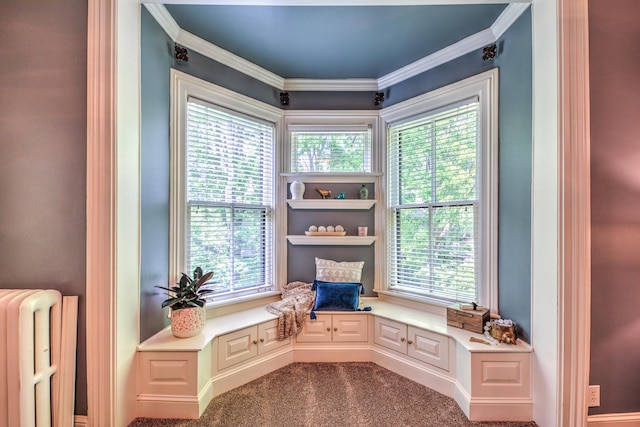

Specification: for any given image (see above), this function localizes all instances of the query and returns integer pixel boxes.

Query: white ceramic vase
[171,306,206,338]
[290,181,305,199]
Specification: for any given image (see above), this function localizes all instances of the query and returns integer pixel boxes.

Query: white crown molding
[143,3,180,40]
[145,4,286,89]
[176,30,286,89]
[284,78,379,91]
[377,28,495,89]
[491,3,530,39]
[145,3,530,92]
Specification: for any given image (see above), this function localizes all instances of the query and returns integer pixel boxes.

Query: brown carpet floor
[129,362,538,427]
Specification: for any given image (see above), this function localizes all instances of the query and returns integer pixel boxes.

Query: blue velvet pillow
[311,280,364,313]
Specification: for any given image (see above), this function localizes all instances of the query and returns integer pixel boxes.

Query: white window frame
[170,69,285,305]
[283,111,381,178]
[378,69,499,313]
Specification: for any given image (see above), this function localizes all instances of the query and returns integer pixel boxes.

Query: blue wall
[495,9,533,343]
[140,8,173,340]
[140,7,533,341]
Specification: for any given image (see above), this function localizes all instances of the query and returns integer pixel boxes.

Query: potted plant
[156,267,214,338]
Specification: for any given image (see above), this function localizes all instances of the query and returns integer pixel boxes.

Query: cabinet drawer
[332,314,368,342]
[297,314,369,343]
[408,326,449,371]
[259,319,290,352]
[297,314,332,343]
[217,326,258,370]
[374,317,406,353]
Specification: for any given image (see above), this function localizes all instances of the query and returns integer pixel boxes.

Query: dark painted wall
[287,183,376,295]
[494,9,533,343]
[140,8,174,341]
[589,0,640,415]
[140,8,533,341]
[0,0,88,414]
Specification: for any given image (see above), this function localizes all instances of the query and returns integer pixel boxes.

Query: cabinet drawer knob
[407,339,413,345]
[334,327,338,332]
[327,327,331,332]
[260,338,265,343]
[252,340,258,345]
[400,337,406,342]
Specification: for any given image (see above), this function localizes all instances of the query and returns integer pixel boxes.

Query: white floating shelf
[287,236,376,246]
[287,199,376,210]
[281,173,381,184]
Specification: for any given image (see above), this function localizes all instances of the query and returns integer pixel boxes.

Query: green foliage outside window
[390,103,479,302]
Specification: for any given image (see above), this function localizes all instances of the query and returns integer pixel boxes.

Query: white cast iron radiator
[0,289,78,427]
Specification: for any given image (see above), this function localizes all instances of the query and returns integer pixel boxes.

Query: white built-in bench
[136,296,532,422]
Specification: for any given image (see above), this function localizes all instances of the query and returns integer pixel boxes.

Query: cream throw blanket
[266,281,315,341]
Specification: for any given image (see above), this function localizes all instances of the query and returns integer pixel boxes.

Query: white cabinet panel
[297,314,332,342]
[259,319,291,353]
[297,314,368,343]
[218,320,291,371]
[217,326,258,370]
[374,317,406,353]
[332,314,368,342]
[408,326,449,371]
[374,317,450,372]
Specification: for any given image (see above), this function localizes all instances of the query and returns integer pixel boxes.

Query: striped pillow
[315,257,364,283]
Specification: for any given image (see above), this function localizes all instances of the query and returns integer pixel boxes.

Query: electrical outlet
[588,385,600,407]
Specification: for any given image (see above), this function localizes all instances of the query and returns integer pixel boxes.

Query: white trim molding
[558,0,591,426]
[145,3,530,92]
[588,413,640,427]
[86,0,117,424]
[87,0,141,425]
[169,70,285,296]
[380,69,499,314]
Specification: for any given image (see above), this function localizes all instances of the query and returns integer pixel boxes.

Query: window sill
[373,289,451,316]
[205,291,281,318]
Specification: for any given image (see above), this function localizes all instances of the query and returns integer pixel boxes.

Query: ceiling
[163,4,508,80]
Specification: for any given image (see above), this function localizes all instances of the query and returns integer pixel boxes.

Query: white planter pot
[171,306,206,338]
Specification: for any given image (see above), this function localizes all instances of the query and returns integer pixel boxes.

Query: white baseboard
[588,412,640,426]
[293,346,372,363]
[371,347,455,398]
[136,393,204,420]
[74,415,88,427]
[211,350,294,399]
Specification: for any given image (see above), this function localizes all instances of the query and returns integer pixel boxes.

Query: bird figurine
[316,188,332,199]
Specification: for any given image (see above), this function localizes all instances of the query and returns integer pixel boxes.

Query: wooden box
[446,304,490,334]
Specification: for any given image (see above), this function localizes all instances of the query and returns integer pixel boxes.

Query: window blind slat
[186,98,274,298]
[290,126,372,173]
[388,99,480,303]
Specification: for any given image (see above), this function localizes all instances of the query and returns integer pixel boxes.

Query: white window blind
[185,98,274,298]
[387,99,480,303]
[289,125,372,173]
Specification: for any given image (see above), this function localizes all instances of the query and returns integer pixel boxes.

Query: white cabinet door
[332,314,368,342]
[407,326,449,371]
[217,326,258,370]
[258,319,290,353]
[296,314,332,342]
[374,317,407,353]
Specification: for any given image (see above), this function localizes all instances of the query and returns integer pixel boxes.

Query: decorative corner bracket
[482,43,497,61]
[175,44,189,62]
[280,92,290,106]
[374,92,385,106]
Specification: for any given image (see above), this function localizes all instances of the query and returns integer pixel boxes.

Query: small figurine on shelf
[335,191,346,199]
[359,184,369,200]
[316,188,332,199]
